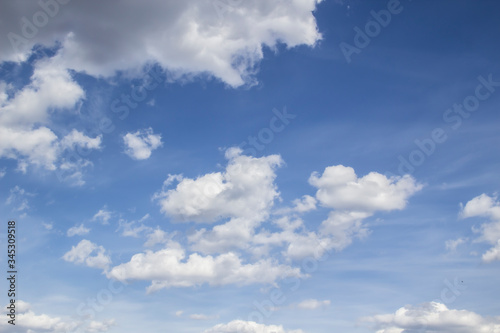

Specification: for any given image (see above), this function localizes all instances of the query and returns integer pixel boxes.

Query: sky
[0,0,500,332]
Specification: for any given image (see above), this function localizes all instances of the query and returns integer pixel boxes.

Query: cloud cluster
[461,193,500,262]
[102,149,422,292]
[365,301,500,333]
[0,57,101,181]
[0,0,323,87]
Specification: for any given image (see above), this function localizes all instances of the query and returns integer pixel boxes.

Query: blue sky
[1,0,500,332]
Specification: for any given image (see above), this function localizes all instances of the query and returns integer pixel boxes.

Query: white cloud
[461,193,500,220]
[189,313,219,320]
[0,58,86,171]
[291,195,317,212]
[0,1,323,87]
[154,147,282,223]
[92,206,112,224]
[445,237,468,252]
[67,223,90,237]
[85,319,116,333]
[461,194,500,262]
[62,239,111,271]
[203,320,305,333]
[123,128,162,160]
[42,222,54,230]
[276,195,317,215]
[364,302,500,333]
[309,165,423,212]
[296,299,330,310]
[107,241,302,293]
[0,300,80,333]
[6,186,33,212]
[61,129,102,150]
[144,227,171,247]
[0,168,5,178]
[118,217,152,238]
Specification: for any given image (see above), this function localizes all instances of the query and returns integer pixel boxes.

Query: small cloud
[85,319,116,333]
[42,222,53,230]
[147,99,155,107]
[92,206,112,224]
[67,224,91,237]
[175,310,184,317]
[6,186,34,212]
[62,239,111,271]
[123,127,162,160]
[189,313,219,320]
[144,227,171,247]
[445,238,467,252]
[0,168,5,178]
[295,299,331,310]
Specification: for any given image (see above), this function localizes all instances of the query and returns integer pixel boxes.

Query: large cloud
[0,0,323,87]
[107,240,301,293]
[461,193,500,262]
[154,147,283,223]
[364,302,500,333]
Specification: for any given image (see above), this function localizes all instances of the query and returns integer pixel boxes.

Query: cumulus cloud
[295,299,330,310]
[107,240,302,293]
[364,301,500,333]
[67,223,90,237]
[309,165,423,212]
[461,193,500,262]
[154,147,282,223]
[0,0,322,87]
[203,320,304,333]
[123,128,162,160]
[62,239,111,271]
